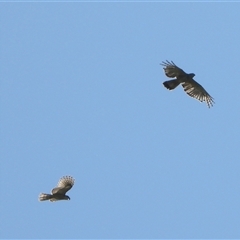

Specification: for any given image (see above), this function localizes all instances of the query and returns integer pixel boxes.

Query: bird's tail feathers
[39,193,52,201]
[163,80,180,90]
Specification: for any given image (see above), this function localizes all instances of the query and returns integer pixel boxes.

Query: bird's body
[161,60,214,108]
[39,176,75,202]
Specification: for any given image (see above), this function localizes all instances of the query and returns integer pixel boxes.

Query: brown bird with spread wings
[39,176,75,202]
[161,60,214,108]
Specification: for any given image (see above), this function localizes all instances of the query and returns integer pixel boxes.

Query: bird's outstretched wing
[51,176,75,195]
[160,60,187,78]
[182,80,215,108]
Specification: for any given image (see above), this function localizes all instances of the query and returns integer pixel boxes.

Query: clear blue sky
[1,2,240,239]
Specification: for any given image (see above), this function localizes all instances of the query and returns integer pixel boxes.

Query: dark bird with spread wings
[161,60,214,108]
[39,176,75,202]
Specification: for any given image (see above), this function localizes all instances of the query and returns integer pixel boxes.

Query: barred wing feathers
[160,60,188,78]
[182,81,215,108]
[51,176,75,195]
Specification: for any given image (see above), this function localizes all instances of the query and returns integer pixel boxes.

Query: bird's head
[189,73,195,78]
[64,195,70,200]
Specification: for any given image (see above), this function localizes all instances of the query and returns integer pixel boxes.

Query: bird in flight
[38,176,75,202]
[161,60,214,108]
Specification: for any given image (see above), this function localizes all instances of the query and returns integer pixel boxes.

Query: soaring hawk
[161,60,214,108]
[39,176,75,202]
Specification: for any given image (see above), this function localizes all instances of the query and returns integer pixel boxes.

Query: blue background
[1,2,240,238]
